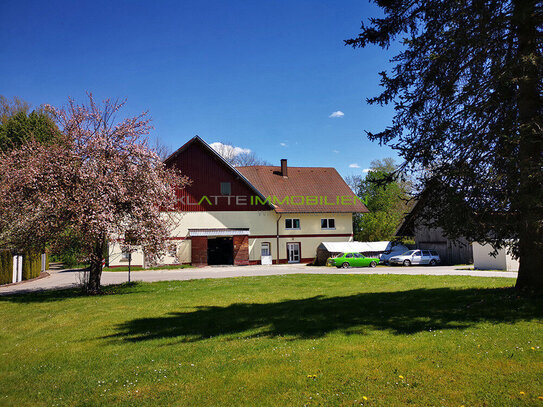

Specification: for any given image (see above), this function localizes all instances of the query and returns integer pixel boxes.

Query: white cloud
[329,110,345,118]
[209,142,251,157]
[362,168,371,173]
[349,163,361,168]
[280,142,287,147]
[332,149,339,153]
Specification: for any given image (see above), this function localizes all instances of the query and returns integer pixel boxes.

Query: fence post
[17,255,22,282]
[12,255,23,283]
[41,253,46,272]
[12,255,17,283]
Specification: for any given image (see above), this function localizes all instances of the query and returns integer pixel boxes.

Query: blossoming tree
[0,94,188,293]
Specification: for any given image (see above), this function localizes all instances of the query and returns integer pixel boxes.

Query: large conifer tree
[347,0,542,291]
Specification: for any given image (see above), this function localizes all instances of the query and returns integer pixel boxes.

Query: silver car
[388,249,440,266]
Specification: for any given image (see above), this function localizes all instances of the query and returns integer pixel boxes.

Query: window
[220,182,231,195]
[345,253,353,258]
[321,218,335,229]
[121,251,131,261]
[422,250,431,256]
[354,253,362,258]
[285,218,300,229]
[261,242,271,257]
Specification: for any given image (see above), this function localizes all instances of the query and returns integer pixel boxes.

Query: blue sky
[0,0,400,176]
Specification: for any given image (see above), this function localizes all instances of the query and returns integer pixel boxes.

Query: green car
[327,252,379,268]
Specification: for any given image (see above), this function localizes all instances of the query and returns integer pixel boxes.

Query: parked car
[327,252,379,268]
[379,244,409,264]
[388,250,441,266]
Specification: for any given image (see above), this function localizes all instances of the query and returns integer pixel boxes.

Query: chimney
[281,159,288,178]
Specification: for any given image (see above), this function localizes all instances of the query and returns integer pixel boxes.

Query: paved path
[0,264,517,296]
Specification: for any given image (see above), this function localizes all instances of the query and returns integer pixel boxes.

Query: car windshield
[401,250,416,256]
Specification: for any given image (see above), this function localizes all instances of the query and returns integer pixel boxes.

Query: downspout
[276,213,282,264]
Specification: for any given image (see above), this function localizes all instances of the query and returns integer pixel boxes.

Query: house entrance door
[287,243,300,263]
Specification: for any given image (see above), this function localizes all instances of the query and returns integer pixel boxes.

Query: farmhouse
[109,136,368,267]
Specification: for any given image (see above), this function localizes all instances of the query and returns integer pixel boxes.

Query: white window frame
[321,218,336,230]
[285,218,300,230]
[261,242,271,257]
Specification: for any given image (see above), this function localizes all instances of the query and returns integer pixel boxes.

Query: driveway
[0,264,517,296]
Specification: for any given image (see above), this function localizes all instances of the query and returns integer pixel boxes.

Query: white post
[17,256,23,282]
[12,255,23,283]
[12,255,17,283]
[41,253,46,272]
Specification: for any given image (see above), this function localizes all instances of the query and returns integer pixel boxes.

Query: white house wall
[109,211,354,266]
[473,242,519,271]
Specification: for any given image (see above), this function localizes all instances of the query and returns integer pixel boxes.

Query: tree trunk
[513,0,543,293]
[86,237,105,294]
[516,231,543,292]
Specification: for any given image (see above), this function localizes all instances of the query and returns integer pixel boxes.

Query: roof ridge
[165,136,274,209]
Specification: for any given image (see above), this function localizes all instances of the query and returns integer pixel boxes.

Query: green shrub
[22,249,41,280]
[50,229,87,268]
[0,250,12,285]
[61,251,81,268]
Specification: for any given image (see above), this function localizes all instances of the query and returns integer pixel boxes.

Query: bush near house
[0,250,11,284]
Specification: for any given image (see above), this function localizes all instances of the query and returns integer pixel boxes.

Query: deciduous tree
[353,158,412,241]
[0,94,188,293]
[347,0,543,292]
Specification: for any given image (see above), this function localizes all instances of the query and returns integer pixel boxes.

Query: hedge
[0,250,47,285]
[22,249,42,280]
[0,250,11,285]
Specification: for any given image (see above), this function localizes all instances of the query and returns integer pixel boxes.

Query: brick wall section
[233,235,249,266]
[191,236,208,266]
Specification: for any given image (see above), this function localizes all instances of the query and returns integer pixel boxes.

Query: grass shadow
[0,281,143,303]
[108,286,542,342]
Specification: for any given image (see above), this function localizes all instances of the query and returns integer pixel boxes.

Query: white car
[388,249,441,266]
[379,244,409,264]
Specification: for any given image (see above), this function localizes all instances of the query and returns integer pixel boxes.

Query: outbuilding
[395,195,473,266]
[472,242,519,271]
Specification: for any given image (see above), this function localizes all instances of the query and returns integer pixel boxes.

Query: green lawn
[0,275,542,406]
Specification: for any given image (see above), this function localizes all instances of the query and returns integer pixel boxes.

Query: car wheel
[403,259,411,267]
[341,262,351,268]
[369,261,377,268]
[429,259,437,266]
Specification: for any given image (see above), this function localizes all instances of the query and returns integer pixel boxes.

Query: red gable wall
[166,140,271,212]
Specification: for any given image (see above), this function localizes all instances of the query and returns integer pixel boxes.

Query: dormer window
[220,182,231,195]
